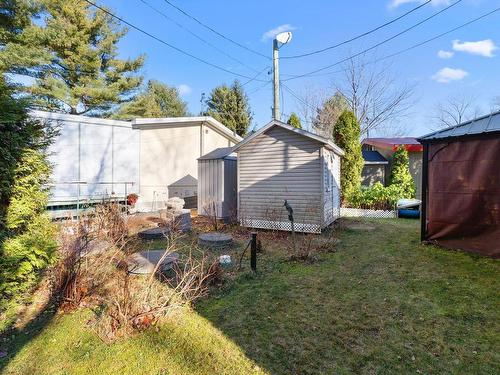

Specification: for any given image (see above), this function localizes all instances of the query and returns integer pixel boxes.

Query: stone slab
[128,250,179,274]
[138,226,171,240]
[198,232,233,248]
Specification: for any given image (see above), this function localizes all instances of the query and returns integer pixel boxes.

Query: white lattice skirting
[340,207,397,218]
[240,218,322,234]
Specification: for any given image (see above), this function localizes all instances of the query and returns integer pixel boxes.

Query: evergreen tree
[112,80,189,120]
[389,145,415,198]
[2,0,144,115]
[332,110,363,203]
[204,80,252,136]
[0,77,57,329]
[287,112,302,129]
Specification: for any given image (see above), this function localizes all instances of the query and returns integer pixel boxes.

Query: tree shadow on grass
[0,298,60,372]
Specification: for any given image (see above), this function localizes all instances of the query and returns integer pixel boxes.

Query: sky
[102,0,500,137]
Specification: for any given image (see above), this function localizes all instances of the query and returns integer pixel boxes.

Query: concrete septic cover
[198,232,233,248]
[138,226,171,240]
[128,251,179,275]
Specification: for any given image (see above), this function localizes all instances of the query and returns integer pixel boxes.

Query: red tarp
[425,137,500,258]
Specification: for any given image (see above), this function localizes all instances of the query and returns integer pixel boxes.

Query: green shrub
[0,78,57,331]
[389,145,415,198]
[346,182,412,210]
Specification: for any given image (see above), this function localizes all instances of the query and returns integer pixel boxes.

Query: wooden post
[251,232,257,272]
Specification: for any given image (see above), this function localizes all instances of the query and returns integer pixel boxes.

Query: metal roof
[232,120,345,156]
[418,110,500,142]
[362,137,423,152]
[168,174,197,187]
[362,150,389,164]
[198,147,235,160]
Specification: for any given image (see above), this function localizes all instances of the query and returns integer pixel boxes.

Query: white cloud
[437,50,454,59]
[452,39,498,57]
[431,67,468,83]
[389,0,450,8]
[177,84,192,96]
[261,24,296,41]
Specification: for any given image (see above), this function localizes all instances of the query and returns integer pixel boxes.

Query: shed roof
[168,174,197,187]
[232,120,345,156]
[131,116,243,144]
[30,110,132,128]
[362,137,423,152]
[418,110,500,142]
[198,147,236,160]
[362,150,389,165]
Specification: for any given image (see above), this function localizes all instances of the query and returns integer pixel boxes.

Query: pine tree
[389,145,415,198]
[112,80,189,120]
[204,80,252,136]
[0,77,57,328]
[332,110,363,203]
[287,112,302,129]
[2,0,144,115]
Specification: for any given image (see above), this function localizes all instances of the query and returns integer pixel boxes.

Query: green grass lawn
[1,218,499,374]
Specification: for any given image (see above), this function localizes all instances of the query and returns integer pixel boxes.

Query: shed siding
[198,158,237,219]
[322,147,341,226]
[238,126,323,232]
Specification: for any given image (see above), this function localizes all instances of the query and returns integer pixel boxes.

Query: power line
[295,5,500,79]
[242,66,271,86]
[284,0,463,81]
[247,80,272,95]
[137,0,260,73]
[160,0,270,60]
[83,0,268,82]
[282,0,431,59]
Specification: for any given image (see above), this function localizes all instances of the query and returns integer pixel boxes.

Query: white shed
[233,120,344,233]
[197,147,237,220]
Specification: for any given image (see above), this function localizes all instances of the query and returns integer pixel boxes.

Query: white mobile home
[34,111,241,213]
[32,111,139,207]
[131,117,242,211]
[233,120,344,233]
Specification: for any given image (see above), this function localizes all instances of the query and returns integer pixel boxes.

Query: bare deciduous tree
[492,96,500,111]
[336,58,415,136]
[312,91,348,139]
[433,94,480,129]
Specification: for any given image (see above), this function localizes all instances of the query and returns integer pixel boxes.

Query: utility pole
[272,32,292,121]
[273,39,280,121]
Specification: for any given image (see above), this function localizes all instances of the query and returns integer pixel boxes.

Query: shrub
[346,182,409,210]
[389,145,415,198]
[0,78,57,331]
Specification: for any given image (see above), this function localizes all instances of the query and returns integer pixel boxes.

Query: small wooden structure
[418,110,500,258]
[197,147,237,220]
[233,120,344,233]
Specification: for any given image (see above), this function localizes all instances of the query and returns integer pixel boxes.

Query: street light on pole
[273,31,292,121]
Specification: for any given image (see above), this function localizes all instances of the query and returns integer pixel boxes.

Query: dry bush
[287,234,318,263]
[51,203,219,341]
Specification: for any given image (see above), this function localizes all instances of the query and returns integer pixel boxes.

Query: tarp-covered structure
[418,110,500,258]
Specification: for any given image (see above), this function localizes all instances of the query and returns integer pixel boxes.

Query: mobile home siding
[237,126,323,232]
